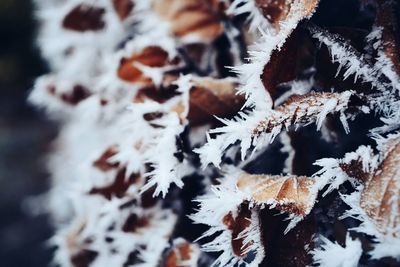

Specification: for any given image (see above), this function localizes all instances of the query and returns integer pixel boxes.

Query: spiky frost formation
[311,234,362,267]
[31,0,400,266]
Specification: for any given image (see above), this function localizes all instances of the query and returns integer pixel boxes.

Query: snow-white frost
[313,145,378,196]
[190,172,265,267]
[311,233,362,267]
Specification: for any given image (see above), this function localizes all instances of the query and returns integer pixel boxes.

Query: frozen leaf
[153,0,224,43]
[255,0,291,27]
[252,91,352,139]
[375,1,400,76]
[259,212,316,267]
[255,0,319,30]
[89,168,140,200]
[236,173,317,218]
[190,176,265,267]
[360,134,400,238]
[63,4,106,32]
[92,146,120,172]
[261,27,314,102]
[164,238,200,267]
[188,77,244,125]
[112,0,134,21]
[118,46,179,85]
[309,25,382,88]
[313,145,378,196]
[197,91,352,168]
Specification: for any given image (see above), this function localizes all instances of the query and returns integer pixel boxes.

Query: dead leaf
[255,0,291,27]
[376,1,400,75]
[255,0,319,30]
[89,168,141,200]
[252,91,352,137]
[118,46,179,84]
[93,146,120,171]
[112,0,134,20]
[237,173,316,216]
[222,203,252,257]
[360,135,400,237]
[47,84,91,106]
[259,209,315,267]
[133,76,244,125]
[164,239,199,267]
[188,77,244,125]
[63,4,106,32]
[261,27,314,102]
[122,213,150,233]
[153,0,224,42]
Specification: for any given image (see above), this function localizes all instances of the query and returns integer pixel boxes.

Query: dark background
[0,1,55,266]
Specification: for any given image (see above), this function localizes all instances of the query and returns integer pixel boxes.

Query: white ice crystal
[227,0,273,33]
[198,91,352,167]
[313,145,378,196]
[311,233,362,267]
[190,171,265,267]
[310,25,400,133]
[30,0,400,266]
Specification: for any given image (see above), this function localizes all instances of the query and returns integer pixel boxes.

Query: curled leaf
[360,135,400,238]
[237,173,317,217]
[153,0,224,42]
[252,91,352,138]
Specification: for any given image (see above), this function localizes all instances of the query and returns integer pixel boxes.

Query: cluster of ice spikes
[31,0,400,266]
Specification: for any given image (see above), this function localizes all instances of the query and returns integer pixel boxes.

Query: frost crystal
[30,0,400,266]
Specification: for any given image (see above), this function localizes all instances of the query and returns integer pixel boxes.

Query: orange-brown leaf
[164,239,198,267]
[118,46,177,84]
[237,173,316,216]
[376,1,400,75]
[360,136,400,237]
[63,4,105,32]
[188,77,244,125]
[153,0,224,42]
[112,0,134,20]
[255,0,319,30]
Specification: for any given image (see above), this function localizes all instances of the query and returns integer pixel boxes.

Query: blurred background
[0,0,56,266]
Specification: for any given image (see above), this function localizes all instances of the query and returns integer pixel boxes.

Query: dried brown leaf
[259,209,315,267]
[118,46,179,84]
[360,135,400,237]
[164,239,199,267]
[63,4,106,32]
[93,146,120,171]
[222,203,252,257]
[133,76,244,125]
[376,1,400,75]
[261,27,314,101]
[252,91,352,137]
[122,213,150,233]
[255,0,319,30]
[153,0,224,42]
[89,168,141,200]
[188,77,244,125]
[237,173,316,216]
[47,84,91,106]
[113,0,134,20]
